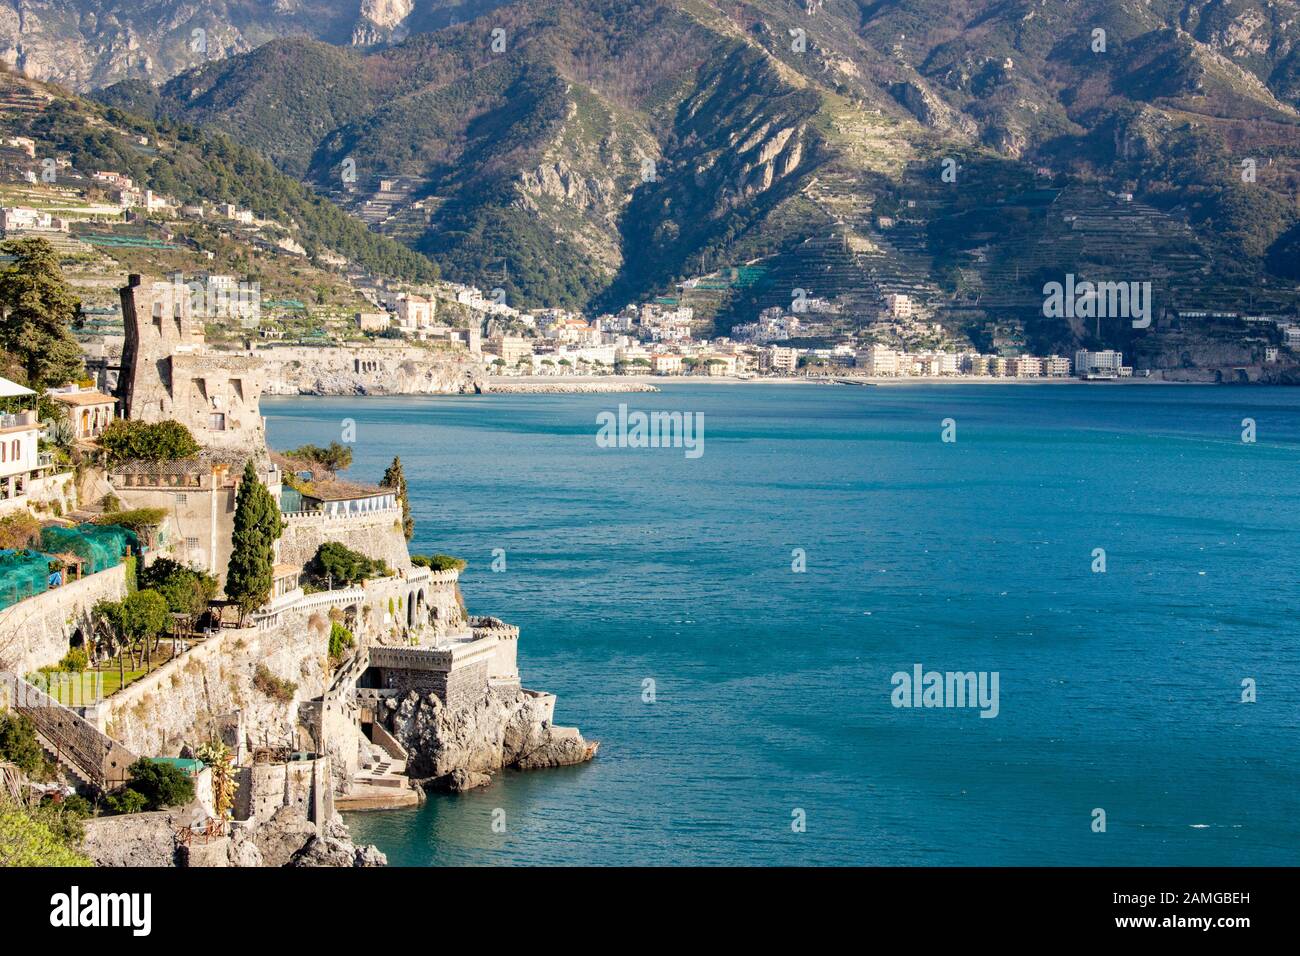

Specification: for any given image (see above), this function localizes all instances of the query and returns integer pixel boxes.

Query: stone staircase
[353,756,409,789]
[32,728,94,792]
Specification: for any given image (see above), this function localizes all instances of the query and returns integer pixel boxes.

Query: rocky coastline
[388,688,599,793]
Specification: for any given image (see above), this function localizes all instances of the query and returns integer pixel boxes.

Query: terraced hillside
[22,0,1300,354]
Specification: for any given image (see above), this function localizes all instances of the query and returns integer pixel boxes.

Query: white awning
[0,376,34,398]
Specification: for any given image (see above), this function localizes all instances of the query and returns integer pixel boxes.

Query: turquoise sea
[264,383,1300,866]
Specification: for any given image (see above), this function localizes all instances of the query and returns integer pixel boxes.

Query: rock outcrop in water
[388,688,598,787]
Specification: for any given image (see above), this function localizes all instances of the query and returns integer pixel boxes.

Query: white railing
[293,587,367,612]
[281,505,402,522]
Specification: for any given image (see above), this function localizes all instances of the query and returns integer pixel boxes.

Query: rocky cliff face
[82,805,387,867]
[256,346,485,396]
[387,687,598,789]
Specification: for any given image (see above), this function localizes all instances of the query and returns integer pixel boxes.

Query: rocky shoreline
[388,688,599,794]
[81,804,387,868]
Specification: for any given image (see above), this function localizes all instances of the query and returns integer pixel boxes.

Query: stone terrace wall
[96,618,331,758]
[280,508,412,574]
[0,564,128,676]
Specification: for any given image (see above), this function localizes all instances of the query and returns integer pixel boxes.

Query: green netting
[39,524,136,575]
[0,549,52,610]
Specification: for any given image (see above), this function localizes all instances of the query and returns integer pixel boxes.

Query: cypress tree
[381,456,413,541]
[225,460,285,622]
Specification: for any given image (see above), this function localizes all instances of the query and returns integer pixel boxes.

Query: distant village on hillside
[3,134,1298,389]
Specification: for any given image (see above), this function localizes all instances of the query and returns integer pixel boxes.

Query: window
[176,493,188,505]
[209,412,226,431]
[185,537,200,551]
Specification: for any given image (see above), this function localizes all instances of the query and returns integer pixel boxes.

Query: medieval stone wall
[279,508,413,573]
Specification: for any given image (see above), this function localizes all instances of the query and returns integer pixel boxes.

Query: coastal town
[2,121,1297,395]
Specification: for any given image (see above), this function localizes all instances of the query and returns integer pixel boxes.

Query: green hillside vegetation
[1,72,437,284]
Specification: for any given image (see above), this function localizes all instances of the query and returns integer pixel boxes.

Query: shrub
[0,797,93,866]
[253,664,297,703]
[123,758,194,811]
[0,511,39,550]
[98,419,200,464]
[305,541,390,588]
[36,794,90,845]
[0,713,52,779]
[105,788,148,815]
[99,492,122,512]
[327,621,355,663]
[94,508,167,533]
[412,553,466,572]
[54,647,88,672]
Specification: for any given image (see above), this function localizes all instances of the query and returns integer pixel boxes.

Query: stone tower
[117,274,267,453]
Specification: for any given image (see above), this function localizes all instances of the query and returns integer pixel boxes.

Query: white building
[1044,354,1072,377]
[0,207,69,234]
[884,293,915,319]
[856,344,899,376]
[768,346,800,374]
[0,378,52,512]
[395,294,436,332]
[1074,349,1124,379]
[1012,356,1043,378]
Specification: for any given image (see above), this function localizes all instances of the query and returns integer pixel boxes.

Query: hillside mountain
[0,67,437,282]
[7,0,1299,362]
[90,1,1300,330]
[0,1,512,90]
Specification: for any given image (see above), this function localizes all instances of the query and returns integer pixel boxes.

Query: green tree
[381,456,413,540]
[122,759,194,811]
[285,441,352,474]
[328,621,355,664]
[98,420,200,464]
[120,589,170,666]
[225,460,284,622]
[305,541,389,588]
[0,799,93,866]
[0,238,84,389]
[138,558,217,633]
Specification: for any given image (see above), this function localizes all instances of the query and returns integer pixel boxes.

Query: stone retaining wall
[95,620,331,759]
[0,564,128,676]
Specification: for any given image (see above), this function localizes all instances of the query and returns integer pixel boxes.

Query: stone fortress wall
[118,275,267,453]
